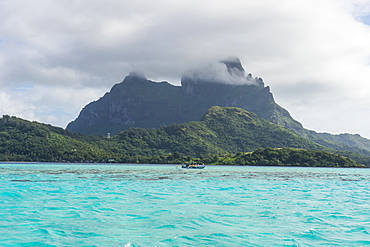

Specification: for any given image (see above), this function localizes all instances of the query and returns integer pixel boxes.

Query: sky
[1,0,370,138]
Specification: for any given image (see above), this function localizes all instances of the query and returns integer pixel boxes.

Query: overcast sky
[1,0,370,138]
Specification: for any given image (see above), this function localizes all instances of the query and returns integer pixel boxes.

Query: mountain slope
[318,132,370,152]
[111,106,337,154]
[0,115,112,162]
[109,106,370,166]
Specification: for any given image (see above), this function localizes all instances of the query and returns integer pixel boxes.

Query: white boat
[181,163,205,169]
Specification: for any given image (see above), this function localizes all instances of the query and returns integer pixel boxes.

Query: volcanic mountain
[66,57,370,157]
[67,57,301,136]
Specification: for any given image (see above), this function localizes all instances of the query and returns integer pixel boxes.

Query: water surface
[0,164,369,246]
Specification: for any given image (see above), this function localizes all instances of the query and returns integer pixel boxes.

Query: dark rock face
[67,58,302,136]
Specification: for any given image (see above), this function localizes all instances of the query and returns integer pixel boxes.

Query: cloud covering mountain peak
[181,57,260,86]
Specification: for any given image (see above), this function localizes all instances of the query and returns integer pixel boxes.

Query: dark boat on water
[180,163,205,169]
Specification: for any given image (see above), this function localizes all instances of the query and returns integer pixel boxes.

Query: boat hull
[181,164,205,169]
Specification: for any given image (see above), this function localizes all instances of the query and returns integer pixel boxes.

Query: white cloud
[0,0,370,138]
[182,58,260,86]
[0,85,105,128]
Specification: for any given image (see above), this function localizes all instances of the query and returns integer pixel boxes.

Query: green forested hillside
[110,106,370,166]
[216,148,365,167]
[0,116,112,162]
[0,109,369,167]
[317,132,370,154]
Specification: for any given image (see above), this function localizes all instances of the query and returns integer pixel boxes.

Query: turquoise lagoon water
[0,164,369,246]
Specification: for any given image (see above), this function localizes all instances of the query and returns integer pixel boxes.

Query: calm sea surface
[0,163,369,247]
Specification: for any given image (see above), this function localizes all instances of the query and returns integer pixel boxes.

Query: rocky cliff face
[67,58,302,136]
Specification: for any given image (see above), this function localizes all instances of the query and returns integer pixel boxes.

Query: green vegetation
[0,116,113,162]
[1,107,369,168]
[215,148,365,168]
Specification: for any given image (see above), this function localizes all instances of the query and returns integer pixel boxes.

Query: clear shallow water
[0,164,369,247]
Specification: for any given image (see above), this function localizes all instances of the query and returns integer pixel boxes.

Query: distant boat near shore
[180,163,205,169]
